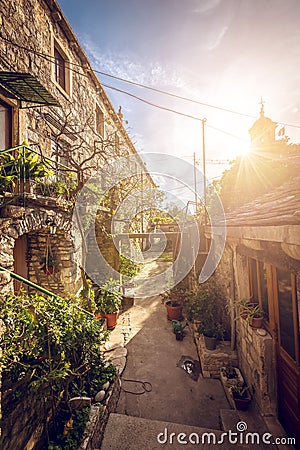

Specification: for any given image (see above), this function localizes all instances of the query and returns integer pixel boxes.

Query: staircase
[100,413,244,450]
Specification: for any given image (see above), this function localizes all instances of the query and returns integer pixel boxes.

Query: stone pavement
[100,261,290,450]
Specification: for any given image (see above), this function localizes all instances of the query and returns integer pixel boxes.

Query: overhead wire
[0,33,247,139]
[1,32,300,130]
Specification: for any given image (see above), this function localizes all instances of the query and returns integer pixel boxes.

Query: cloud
[207,26,229,50]
[80,34,187,90]
[192,0,222,15]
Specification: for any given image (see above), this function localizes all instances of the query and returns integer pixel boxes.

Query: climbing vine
[0,291,116,448]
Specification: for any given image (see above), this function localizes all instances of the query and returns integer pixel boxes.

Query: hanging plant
[40,235,58,275]
[40,254,57,275]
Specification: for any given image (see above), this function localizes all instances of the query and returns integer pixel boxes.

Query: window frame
[95,104,105,138]
[248,257,270,326]
[52,37,71,97]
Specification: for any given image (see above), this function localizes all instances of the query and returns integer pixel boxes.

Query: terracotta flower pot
[165,301,183,321]
[250,316,263,328]
[233,393,251,411]
[103,312,119,330]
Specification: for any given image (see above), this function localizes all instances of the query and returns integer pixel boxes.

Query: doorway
[13,235,29,293]
[272,268,300,442]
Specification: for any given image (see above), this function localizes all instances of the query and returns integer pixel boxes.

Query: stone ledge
[195,333,238,378]
[79,377,121,450]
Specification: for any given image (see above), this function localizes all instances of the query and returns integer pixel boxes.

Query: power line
[102,83,248,140]
[1,33,300,131]
[101,83,204,122]
[0,32,247,139]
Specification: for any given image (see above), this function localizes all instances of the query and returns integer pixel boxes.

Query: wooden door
[272,268,300,443]
[13,235,29,293]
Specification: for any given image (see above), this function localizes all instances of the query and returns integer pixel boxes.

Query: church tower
[249,100,277,149]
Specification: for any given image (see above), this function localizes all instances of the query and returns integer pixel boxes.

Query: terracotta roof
[225,174,300,226]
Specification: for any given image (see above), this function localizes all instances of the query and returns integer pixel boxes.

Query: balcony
[0,143,77,211]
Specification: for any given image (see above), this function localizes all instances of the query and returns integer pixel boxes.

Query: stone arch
[0,207,82,295]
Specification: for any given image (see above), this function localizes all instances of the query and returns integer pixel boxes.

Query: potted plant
[231,382,251,410]
[95,279,122,329]
[220,364,244,387]
[247,303,264,328]
[1,144,54,194]
[172,320,188,341]
[236,299,264,328]
[236,298,251,320]
[198,320,225,350]
[40,254,57,275]
[162,285,185,321]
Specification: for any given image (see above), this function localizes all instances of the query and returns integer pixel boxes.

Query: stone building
[0,0,152,296]
[208,109,300,442]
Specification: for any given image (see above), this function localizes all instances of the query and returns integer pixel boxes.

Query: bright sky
[59,0,300,194]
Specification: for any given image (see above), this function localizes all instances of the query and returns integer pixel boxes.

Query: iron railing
[0,265,94,317]
[0,143,76,205]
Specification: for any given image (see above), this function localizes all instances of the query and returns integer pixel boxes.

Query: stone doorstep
[220,409,241,431]
[100,413,246,450]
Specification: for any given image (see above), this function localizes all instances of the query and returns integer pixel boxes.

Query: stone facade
[0,200,80,295]
[196,333,238,379]
[212,241,277,415]
[236,316,275,415]
[0,0,153,293]
[0,0,153,446]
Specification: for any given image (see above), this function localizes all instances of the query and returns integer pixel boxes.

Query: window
[54,46,65,90]
[276,268,299,360]
[115,132,120,152]
[248,258,269,321]
[53,40,70,95]
[95,105,104,137]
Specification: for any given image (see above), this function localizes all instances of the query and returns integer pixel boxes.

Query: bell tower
[249,99,277,149]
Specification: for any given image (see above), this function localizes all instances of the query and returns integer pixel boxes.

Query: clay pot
[165,301,183,321]
[103,312,118,330]
[250,316,263,328]
[233,393,251,411]
[204,335,217,350]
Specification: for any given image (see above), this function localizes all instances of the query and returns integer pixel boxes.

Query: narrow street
[100,262,276,450]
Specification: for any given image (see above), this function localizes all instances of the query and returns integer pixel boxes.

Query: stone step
[100,413,245,449]
[220,408,240,431]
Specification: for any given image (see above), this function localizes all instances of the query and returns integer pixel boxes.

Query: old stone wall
[236,317,276,415]
[1,378,51,450]
[213,242,277,416]
[0,202,81,295]
[0,0,142,171]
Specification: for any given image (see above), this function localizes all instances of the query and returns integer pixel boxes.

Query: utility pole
[202,119,207,224]
[193,152,198,215]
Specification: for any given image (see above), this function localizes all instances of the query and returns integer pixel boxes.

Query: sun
[237,146,251,157]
